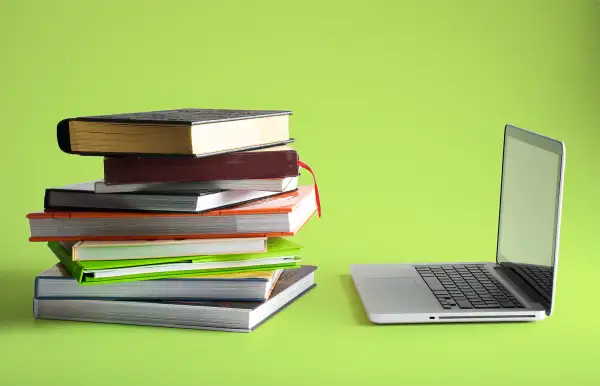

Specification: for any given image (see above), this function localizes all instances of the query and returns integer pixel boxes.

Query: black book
[44,181,295,213]
[57,108,294,157]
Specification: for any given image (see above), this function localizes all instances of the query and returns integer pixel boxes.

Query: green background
[1,0,599,384]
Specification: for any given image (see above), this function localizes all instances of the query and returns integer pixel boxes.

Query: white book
[94,176,298,193]
[65,237,268,261]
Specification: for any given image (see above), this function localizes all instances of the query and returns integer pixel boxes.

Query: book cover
[49,237,303,284]
[33,266,318,332]
[103,145,299,184]
[44,181,293,213]
[34,263,284,301]
[58,108,294,157]
[27,186,318,242]
[70,237,269,261]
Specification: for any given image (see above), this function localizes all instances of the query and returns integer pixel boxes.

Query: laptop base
[350,263,546,324]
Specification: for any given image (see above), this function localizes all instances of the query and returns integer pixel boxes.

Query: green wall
[1,1,599,385]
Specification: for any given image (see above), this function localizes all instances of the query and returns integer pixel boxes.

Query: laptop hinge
[496,264,551,314]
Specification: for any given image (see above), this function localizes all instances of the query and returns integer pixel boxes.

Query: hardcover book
[49,237,303,284]
[35,263,284,302]
[27,185,318,242]
[102,145,299,185]
[34,265,318,332]
[44,181,295,213]
[68,237,269,261]
[57,108,294,156]
[94,176,298,194]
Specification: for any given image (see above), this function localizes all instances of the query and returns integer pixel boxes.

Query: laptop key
[456,300,473,309]
[480,304,500,309]
[422,277,444,291]
[417,266,534,311]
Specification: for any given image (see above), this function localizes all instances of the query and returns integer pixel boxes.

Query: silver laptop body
[350,124,565,324]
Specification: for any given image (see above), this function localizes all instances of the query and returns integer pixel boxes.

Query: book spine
[47,242,86,283]
[56,119,73,154]
[103,150,300,184]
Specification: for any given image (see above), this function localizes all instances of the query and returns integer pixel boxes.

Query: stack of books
[26,108,320,332]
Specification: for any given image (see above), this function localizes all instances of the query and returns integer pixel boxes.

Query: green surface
[1,0,600,384]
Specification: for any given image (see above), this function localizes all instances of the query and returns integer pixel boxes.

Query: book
[44,181,295,213]
[27,185,318,242]
[33,265,317,332]
[49,237,303,284]
[67,237,269,261]
[35,263,283,301]
[94,176,299,194]
[102,145,299,185]
[57,108,294,156]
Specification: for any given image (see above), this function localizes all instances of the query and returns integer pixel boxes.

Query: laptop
[350,124,565,324]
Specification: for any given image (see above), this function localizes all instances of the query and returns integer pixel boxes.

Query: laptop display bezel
[495,124,565,316]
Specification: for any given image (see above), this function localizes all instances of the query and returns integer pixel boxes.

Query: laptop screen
[496,125,565,315]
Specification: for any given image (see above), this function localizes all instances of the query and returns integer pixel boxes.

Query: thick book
[49,237,303,284]
[103,145,299,185]
[35,263,284,301]
[28,185,318,242]
[44,181,295,213]
[68,237,269,261]
[58,108,294,157]
[94,176,299,194]
[33,265,317,332]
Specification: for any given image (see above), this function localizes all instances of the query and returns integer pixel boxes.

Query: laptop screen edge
[495,124,565,317]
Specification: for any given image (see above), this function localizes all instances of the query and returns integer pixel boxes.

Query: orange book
[27,186,318,242]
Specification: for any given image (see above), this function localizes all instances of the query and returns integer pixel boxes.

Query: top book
[57,108,294,157]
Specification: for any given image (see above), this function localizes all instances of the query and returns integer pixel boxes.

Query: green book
[48,238,302,285]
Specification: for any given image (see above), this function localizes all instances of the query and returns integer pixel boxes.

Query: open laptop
[350,124,565,323]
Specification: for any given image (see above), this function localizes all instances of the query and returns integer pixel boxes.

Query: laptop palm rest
[356,278,440,314]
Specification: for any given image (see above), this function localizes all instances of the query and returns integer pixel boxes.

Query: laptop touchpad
[358,278,440,313]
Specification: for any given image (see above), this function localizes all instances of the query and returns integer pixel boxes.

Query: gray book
[35,263,284,302]
[44,181,295,213]
[33,266,317,333]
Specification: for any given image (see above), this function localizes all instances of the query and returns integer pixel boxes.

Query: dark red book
[103,145,299,185]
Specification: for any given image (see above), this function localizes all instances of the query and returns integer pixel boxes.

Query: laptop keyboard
[518,265,553,297]
[415,265,525,310]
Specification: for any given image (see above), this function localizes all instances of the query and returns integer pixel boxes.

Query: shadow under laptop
[339,274,372,326]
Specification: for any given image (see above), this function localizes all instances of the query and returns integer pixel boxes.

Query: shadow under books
[0,270,37,329]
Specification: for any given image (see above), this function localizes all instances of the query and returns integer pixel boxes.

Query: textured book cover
[103,145,299,184]
[58,108,294,157]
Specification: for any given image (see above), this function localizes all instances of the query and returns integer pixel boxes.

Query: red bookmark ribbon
[298,160,321,217]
